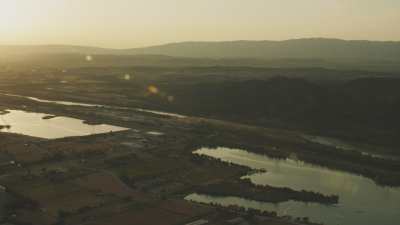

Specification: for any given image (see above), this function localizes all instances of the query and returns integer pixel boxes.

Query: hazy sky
[0,0,399,48]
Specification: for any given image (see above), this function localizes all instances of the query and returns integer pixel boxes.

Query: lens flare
[147,85,159,95]
[85,55,93,61]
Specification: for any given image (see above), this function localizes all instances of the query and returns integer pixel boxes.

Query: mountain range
[2,38,400,60]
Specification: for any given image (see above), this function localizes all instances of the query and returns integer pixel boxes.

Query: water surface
[1,93,187,119]
[136,108,187,119]
[0,109,129,139]
[2,93,103,107]
[146,131,165,136]
[302,135,397,160]
[190,147,400,225]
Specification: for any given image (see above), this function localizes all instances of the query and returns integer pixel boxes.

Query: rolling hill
[2,38,400,60]
[2,38,400,72]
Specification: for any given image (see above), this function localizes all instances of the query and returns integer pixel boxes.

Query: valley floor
[0,67,399,225]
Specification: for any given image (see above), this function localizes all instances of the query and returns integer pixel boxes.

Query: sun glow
[0,1,40,34]
[0,1,19,31]
[0,0,399,47]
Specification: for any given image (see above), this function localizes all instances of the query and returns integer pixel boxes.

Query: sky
[0,0,399,48]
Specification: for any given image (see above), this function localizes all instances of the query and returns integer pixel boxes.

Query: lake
[0,109,129,139]
[187,147,400,225]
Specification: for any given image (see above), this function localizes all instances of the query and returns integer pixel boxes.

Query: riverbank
[194,179,339,204]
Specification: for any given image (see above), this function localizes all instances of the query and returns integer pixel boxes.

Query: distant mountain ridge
[2,38,400,60]
[126,38,400,60]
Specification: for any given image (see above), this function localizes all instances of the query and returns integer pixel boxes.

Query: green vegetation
[1,53,399,225]
[194,179,339,204]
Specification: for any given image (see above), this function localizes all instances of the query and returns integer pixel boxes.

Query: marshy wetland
[0,65,399,225]
[2,1,400,223]
[188,147,400,225]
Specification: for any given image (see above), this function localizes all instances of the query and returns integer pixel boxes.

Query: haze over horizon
[1,0,400,48]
